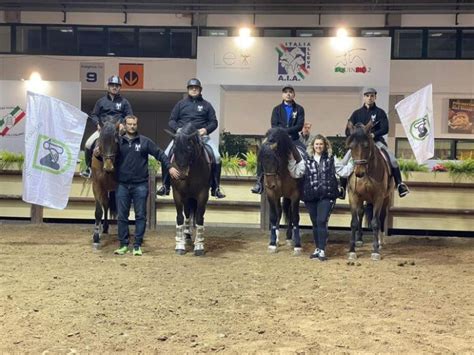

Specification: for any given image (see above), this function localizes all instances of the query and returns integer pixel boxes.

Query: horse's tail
[282,198,292,228]
[108,191,117,219]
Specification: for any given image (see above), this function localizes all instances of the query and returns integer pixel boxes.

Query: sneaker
[309,248,320,259]
[211,187,226,199]
[133,247,142,256]
[114,246,129,255]
[318,249,327,261]
[250,181,263,194]
[397,183,410,198]
[80,167,92,179]
[156,185,170,196]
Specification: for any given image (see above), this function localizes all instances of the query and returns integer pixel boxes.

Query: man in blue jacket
[80,75,133,179]
[114,115,180,256]
[251,85,306,194]
[156,78,225,198]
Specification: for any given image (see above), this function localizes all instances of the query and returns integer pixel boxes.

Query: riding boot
[211,163,226,198]
[251,161,264,194]
[338,177,347,200]
[156,166,171,196]
[80,147,93,178]
[392,166,410,197]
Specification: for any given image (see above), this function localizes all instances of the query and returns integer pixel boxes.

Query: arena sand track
[0,223,473,354]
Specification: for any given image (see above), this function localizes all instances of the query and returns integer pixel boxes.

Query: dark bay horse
[91,118,118,249]
[169,123,211,256]
[346,121,394,260]
[259,128,302,255]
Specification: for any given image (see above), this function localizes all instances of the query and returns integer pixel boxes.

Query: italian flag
[0,106,26,136]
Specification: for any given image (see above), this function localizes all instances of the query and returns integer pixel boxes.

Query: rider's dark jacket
[90,93,133,126]
[116,134,170,185]
[271,101,305,141]
[301,152,338,202]
[168,95,218,134]
[345,103,389,145]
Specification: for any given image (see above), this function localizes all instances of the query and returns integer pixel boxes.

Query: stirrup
[397,183,410,197]
[156,185,170,196]
[251,182,263,194]
[211,187,226,199]
[80,167,91,179]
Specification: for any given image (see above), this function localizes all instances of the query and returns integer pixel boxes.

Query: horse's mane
[347,123,369,146]
[100,120,117,140]
[175,122,199,146]
[264,127,294,161]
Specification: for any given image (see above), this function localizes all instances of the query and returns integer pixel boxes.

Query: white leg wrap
[175,225,185,250]
[275,229,280,245]
[194,225,205,251]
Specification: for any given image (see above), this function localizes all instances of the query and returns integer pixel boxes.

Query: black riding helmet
[187,78,202,89]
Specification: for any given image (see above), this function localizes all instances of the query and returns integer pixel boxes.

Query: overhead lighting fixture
[235,26,254,49]
[331,27,352,51]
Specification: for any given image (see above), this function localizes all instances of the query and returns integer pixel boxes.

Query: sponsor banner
[119,63,144,89]
[197,37,391,87]
[395,84,434,164]
[80,62,105,89]
[23,92,88,209]
[448,99,473,134]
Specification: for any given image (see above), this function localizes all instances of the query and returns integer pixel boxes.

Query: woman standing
[302,134,338,261]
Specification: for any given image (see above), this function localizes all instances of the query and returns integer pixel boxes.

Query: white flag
[395,84,434,164]
[22,92,88,209]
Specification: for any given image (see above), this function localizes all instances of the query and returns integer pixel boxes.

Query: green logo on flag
[32,135,73,174]
[410,114,430,141]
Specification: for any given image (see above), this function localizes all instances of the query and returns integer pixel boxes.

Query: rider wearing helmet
[80,75,133,179]
[156,78,226,199]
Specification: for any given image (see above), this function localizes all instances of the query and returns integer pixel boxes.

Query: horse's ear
[164,129,176,138]
[364,120,373,133]
[270,143,278,150]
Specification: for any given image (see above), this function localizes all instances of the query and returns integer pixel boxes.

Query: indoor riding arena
[1,1,473,353]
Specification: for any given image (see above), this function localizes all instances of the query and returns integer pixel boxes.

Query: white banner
[22,92,88,209]
[395,84,434,164]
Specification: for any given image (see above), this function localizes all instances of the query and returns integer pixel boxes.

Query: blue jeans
[304,199,335,251]
[116,182,149,248]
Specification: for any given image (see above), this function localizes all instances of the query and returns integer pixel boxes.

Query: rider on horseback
[251,85,306,194]
[156,78,226,199]
[80,75,133,179]
[340,87,410,198]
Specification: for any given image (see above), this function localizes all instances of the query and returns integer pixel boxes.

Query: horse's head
[98,117,119,172]
[260,128,294,189]
[172,123,202,178]
[346,121,374,178]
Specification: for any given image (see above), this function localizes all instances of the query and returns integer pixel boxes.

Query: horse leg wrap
[175,225,185,251]
[93,223,101,245]
[270,226,278,246]
[194,225,205,251]
[184,217,192,235]
[293,226,302,249]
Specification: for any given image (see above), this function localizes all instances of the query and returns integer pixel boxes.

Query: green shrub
[397,159,429,179]
[219,131,248,159]
[243,151,257,176]
[443,159,474,180]
[148,155,161,176]
[0,151,24,170]
[328,135,347,159]
[221,152,241,176]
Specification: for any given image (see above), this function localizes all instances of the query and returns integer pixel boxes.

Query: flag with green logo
[22,91,88,209]
[395,84,434,164]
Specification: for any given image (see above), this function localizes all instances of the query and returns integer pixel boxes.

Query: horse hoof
[348,252,357,260]
[92,243,101,251]
[355,240,364,247]
[371,253,381,261]
[175,249,186,256]
[286,239,293,247]
[293,247,302,256]
[268,245,277,253]
[194,249,205,256]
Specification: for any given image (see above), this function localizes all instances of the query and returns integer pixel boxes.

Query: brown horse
[91,118,119,249]
[346,121,394,260]
[259,128,302,255]
[169,123,211,256]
